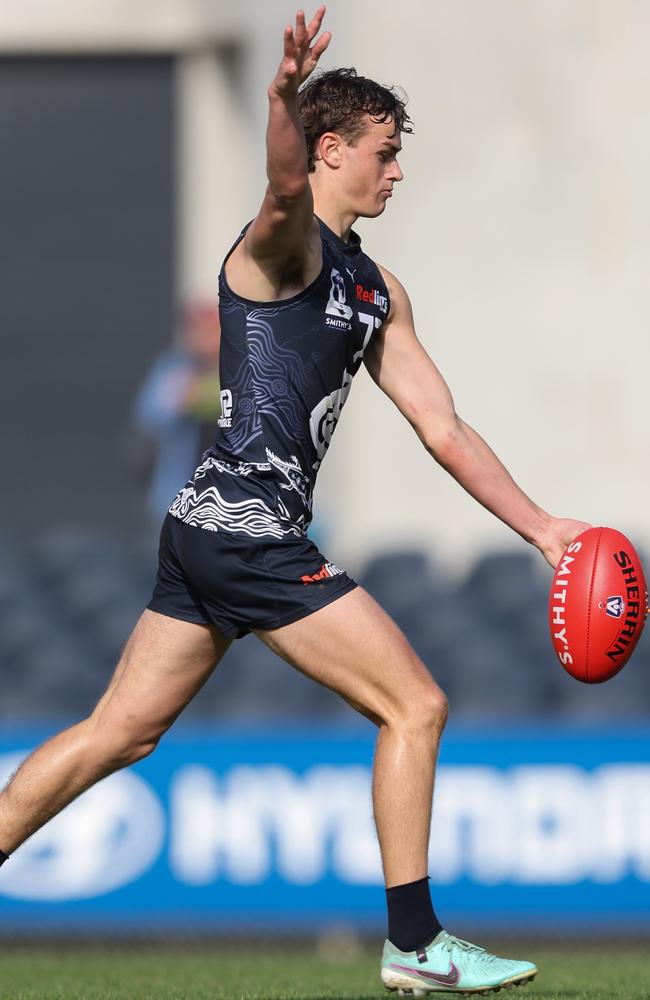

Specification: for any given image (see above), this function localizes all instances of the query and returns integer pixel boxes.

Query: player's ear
[317,132,343,169]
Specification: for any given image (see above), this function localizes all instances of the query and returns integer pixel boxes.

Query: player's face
[340,116,404,218]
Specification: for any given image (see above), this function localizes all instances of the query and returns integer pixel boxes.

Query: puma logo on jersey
[355,283,388,314]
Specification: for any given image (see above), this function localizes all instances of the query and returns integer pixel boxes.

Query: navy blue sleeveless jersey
[168,218,390,538]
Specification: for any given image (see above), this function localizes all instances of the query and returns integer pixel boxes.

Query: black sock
[0,850,8,867]
[386,876,442,953]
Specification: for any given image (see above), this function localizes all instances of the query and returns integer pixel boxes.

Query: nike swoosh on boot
[389,961,460,986]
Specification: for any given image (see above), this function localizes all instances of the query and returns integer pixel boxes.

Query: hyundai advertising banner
[0,725,649,933]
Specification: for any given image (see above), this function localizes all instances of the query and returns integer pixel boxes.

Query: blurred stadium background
[1,0,649,946]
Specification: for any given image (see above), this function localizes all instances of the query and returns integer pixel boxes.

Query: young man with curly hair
[0,7,589,993]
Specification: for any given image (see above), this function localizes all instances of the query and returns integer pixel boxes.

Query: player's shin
[0,718,119,853]
[372,694,447,952]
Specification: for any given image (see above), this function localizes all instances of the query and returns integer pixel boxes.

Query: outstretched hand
[537,517,592,569]
[270,6,332,99]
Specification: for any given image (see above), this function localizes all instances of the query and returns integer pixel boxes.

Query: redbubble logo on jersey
[217,388,233,428]
[325,268,353,329]
[301,563,344,584]
[355,283,388,315]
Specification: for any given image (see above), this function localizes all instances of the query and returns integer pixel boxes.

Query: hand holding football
[548,527,647,683]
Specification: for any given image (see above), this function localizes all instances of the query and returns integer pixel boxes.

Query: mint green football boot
[381,930,537,995]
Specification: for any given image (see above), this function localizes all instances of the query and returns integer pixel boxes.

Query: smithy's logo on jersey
[325,268,353,329]
[217,388,233,428]
[355,283,388,314]
[300,563,344,584]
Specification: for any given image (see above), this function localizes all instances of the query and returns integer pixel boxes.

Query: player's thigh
[91,609,231,741]
[255,587,445,727]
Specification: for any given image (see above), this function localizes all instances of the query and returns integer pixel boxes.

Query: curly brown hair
[297,67,413,172]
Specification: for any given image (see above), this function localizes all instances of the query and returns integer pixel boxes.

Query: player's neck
[312,198,357,244]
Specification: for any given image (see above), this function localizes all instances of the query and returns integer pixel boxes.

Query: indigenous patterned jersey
[169,217,390,539]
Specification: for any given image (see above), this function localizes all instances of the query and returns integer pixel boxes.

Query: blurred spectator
[133,302,221,522]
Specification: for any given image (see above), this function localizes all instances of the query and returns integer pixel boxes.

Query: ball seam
[585,527,603,684]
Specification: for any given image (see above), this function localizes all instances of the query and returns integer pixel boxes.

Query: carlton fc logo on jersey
[325,268,353,330]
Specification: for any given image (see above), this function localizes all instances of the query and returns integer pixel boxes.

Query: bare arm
[228,8,331,298]
[364,267,590,568]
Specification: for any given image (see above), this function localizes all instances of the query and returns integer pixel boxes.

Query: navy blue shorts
[147,513,358,639]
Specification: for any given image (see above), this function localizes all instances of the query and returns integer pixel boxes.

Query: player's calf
[0,612,225,858]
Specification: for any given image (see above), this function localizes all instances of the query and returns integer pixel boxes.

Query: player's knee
[122,733,160,765]
[112,732,160,767]
[408,684,448,735]
[89,717,163,768]
[434,687,449,730]
[378,680,447,735]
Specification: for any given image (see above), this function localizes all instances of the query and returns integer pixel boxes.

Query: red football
[549,527,647,683]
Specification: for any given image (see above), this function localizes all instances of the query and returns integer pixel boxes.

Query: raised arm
[226,8,331,300]
[364,267,590,568]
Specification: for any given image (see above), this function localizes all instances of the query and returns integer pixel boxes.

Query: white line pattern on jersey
[169,485,303,538]
[265,448,312,509]
[193,455,272,479]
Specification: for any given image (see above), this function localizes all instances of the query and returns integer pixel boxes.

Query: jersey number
[354,312,381,363]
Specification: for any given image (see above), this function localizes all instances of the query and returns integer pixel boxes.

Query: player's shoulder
[376,263,411,321]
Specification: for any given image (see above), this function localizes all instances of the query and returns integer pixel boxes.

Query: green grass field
[0,943,647,1000]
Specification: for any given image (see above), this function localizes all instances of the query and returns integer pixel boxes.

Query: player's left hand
[536,517,592,569]
[270,6,332,100]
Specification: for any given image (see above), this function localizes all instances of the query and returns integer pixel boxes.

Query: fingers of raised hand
[281,6,328,84]
[310,29,331,61]
[305,5,326,41]
[283,24,296,59]
[294,9,307,46]
[298,6,330,71]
